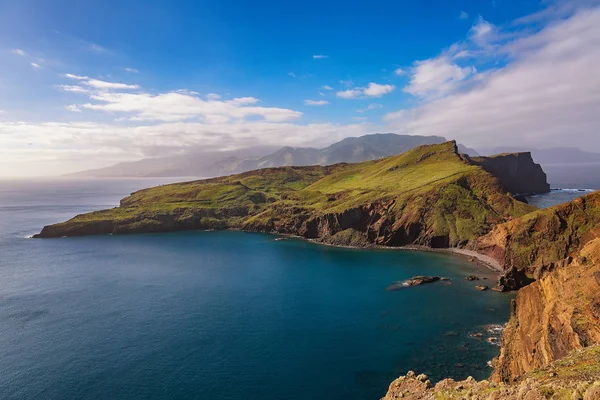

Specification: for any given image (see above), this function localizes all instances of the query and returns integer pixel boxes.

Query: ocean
[0,176,591,399]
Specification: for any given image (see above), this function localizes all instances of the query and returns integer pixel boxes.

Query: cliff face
[468,153,550,195]
[474,191,600,274]
[35,142,535,245]
[492,238,600,383]
[382,192,600,398]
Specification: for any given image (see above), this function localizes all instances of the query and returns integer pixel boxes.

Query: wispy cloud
[304,99,329,106]
[386,6,600,151]
[65,105,82,112]
[460,10,469,20]
[64,74,140,90]
[206,93,221,100]
[403,56,475,97]
[12,49,26,56]
[125,68,139,73]
[287,72,297,78]
[394,68,406,76]
[337,83,395,99]
[357,103,383,113]
[312,54,329,59]
[321,85,333,90]
[30,62,42,69]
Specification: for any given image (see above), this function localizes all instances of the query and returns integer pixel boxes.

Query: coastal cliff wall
[492,238,600,383]
[383,192,600,399]
[467,153,550,195]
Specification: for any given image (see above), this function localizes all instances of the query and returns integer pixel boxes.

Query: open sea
[0,175,595,400]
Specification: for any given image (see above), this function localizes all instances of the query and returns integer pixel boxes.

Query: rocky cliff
[383,192,600,399]
[492,237,600,383]
[467,153,550,195]
[473,191,600,276]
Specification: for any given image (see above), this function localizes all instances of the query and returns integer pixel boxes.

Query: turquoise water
[0,179,512,399]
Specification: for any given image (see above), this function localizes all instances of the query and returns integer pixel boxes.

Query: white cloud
[321,85,333,90]
[352,116,367,121]
[206,93,221,100]
[460,11,469,20]
[364,83,395,97]
[85,79,140,90]
[338,83,395,99]
[30,62,42,69]
[125,68,139,73]
[79,90,299,122]
[313,55,329,59]
[226,97,259,106]
[304,99,329,106]
[357,103,383,113]
[470,16,495,45]
[340,79,354,87]
[12,49,26,56]
[385,7,600,152]
[57,85,89,93]
[287,72,297,78]
[65,105,82,112]
[336,88,363,99]
[404,56,476,97]
[394,68,406,75]
[64,73,88,80]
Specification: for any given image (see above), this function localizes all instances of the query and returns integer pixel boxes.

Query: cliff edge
[467,152,550,195]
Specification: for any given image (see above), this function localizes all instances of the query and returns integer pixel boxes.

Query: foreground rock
[386,276,441,291]
[382,346,600,400]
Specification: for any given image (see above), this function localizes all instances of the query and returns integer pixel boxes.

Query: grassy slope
[37,142,534,245]
[475,190,600,271]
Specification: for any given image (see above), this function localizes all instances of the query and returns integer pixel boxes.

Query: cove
[0,228,511,399]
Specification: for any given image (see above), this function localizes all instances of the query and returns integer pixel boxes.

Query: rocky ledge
[383,346,600,399]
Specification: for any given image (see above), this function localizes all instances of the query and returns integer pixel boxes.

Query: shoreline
[271,232,505,274]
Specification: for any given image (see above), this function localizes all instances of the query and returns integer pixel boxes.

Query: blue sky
[1,0,600,176]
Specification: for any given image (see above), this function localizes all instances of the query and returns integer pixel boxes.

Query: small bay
[0,179,512,399]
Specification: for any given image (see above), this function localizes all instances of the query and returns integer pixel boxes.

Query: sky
[1,0,599,177]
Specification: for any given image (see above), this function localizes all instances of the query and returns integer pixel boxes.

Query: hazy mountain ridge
[67,134,479,178]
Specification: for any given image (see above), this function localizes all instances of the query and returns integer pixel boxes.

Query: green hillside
[36,141,535,247]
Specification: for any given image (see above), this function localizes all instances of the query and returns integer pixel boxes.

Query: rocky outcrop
[382,345,600,400]
[473,191,600,283]
[383,192,600,398]
[386,276,441,291]
[492,238,600,383]
[467,152,550,195]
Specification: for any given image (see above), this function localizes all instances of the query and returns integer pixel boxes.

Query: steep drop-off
[468,153,550,195]
[383,192,600,398]
[35,142,537,247]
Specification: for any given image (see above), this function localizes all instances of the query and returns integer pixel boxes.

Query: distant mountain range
[67,134,478,178]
